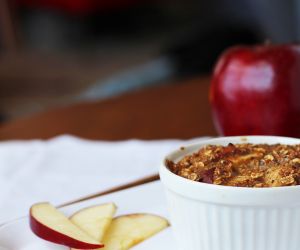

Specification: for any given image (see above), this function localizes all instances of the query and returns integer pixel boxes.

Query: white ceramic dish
[160,136,300,250]
[0,182,173,250]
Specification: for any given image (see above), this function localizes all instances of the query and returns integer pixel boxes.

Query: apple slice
[70,203,117,241]
[30,202,104,249]
[102,213,169,249]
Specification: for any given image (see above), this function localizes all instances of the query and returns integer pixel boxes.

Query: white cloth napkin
[0,135,208,224]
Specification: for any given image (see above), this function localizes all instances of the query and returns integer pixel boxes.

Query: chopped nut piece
[254,183,264,188]
[251,172,264,179]
[280,176,295,185]
[189,173,199,181]
[204,150,212,156]
[264,154,274,161]
[291,158,300,164]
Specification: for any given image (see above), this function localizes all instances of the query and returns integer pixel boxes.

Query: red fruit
[210,44,300,137]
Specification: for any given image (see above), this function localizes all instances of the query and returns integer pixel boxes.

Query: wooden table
[0,77,217,140]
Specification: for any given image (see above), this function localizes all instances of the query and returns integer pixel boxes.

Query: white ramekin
[160,136,300,250]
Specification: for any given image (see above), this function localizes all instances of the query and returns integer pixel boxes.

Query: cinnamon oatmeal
[167,143,300,187]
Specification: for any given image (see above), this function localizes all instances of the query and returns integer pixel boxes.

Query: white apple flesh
[70,203,117,242]
[102,214,169,250]
[30,203,103,249]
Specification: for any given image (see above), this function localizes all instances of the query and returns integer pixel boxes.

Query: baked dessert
[167,143,300,187]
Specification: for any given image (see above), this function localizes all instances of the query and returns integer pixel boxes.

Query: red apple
[30,203,104,249]
[210,44,300,136]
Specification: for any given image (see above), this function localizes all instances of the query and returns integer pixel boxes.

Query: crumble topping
[167,143,300,187]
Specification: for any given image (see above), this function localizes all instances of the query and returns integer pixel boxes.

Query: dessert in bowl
[159,136,300,250]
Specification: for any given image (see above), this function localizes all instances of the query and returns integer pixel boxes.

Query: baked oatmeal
[167,143,300,187]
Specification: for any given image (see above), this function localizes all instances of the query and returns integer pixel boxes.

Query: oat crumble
[167,143,300,187]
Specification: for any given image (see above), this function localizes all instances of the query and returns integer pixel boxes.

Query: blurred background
[0,0,298,122]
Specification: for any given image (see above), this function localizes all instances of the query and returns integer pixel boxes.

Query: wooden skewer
[0,174,160,228]
[57,173,160,208]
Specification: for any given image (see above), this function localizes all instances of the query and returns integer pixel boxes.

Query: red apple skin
[210,44,300,136]
[29,212,104,249]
